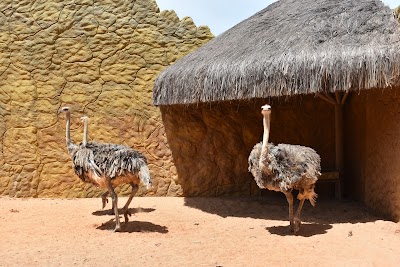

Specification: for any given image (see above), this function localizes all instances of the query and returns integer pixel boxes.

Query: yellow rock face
[0,0,213,198]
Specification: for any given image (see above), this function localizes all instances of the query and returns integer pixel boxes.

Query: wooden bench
[319,171,341,200]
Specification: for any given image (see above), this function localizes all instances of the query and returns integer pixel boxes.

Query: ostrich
[59,107,151,232]
[248,104,321,233]
[80,116,110,209]
[79,116,110,209]
[81,116,148,212]
[79,115,152,232]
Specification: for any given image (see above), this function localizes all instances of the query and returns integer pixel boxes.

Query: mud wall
[344,92,366,201]
[0,0,213,197]
[345,88,400,221]
[161,95,335,196]
[364,89,400,221]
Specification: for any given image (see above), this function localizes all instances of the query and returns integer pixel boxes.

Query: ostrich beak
[58,106,70,113]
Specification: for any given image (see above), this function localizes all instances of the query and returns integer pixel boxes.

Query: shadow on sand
[183,193,383,235]
[96,219,168,233]
[92,207,155,216]
[266,223,333,237]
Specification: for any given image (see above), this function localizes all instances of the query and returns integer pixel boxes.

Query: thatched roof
[153,0,400,106]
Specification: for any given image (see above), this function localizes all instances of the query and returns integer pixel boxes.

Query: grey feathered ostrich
[80,116,111,210]
[79,115,151,232]
[248,104,321,233]
[60,107,151,232]
[80,116,110,210]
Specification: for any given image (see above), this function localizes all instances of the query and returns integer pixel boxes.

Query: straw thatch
[153,0,400,105]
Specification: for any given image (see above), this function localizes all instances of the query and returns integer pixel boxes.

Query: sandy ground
[1,196,399,267]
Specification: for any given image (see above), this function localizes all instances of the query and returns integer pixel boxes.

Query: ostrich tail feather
[309,193,318,207]
[138,163,152,189]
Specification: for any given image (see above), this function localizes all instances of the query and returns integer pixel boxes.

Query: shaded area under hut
[153,0,400,221]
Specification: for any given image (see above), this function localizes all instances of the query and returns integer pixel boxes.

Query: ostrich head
[261,104,271,115]
[80,116,88,124]
[59,106,70,113]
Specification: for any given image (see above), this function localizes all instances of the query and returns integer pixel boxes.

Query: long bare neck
[65,111,72,147]
[259,112,271,168]
[82,119,88,146]
[64,111,77,155]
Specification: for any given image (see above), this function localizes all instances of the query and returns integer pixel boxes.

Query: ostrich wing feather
[249,142,321,192]
[84,142,151,188]
[72,147,102,183]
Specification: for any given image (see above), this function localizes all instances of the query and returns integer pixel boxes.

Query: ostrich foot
[294,218,301,233]
[114,225,121,232]
[101,197,108,209]
[289,221,295,233]
[123,209,132,223]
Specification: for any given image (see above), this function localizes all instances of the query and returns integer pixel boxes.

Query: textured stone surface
[0,0,213,198]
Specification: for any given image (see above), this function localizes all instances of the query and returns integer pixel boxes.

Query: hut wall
[365,89,400,221]
[345,88,400,221]
[344,93,367,201]
[161,95,334,196]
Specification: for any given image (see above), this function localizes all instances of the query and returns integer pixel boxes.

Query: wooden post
[334,103,343,200]
[335,92,344,173]
[317,91,349,200]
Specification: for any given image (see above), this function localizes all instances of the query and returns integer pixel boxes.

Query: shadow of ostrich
[96,219,168,234]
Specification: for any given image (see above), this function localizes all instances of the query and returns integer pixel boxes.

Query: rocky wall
[0,0,213,198]
[161,96,335,196]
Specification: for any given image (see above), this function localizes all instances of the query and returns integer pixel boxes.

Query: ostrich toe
[101,197,108,209]
[288,220,295,232]
[294,218,301,233]
[123,209,132,223]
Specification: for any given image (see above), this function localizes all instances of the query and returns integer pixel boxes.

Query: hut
[153,0,400,221]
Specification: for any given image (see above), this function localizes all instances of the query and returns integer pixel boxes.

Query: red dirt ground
[1,196,399,266]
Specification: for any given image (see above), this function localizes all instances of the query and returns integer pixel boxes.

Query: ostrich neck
[65,111,72,147]
[260,112,271,166]
[82,119,88,146]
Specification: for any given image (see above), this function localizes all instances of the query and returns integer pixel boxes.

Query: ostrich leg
[284,192,294,232]
[101,191,109,209]
[106,178,121,232]
[101,191,116,214]
[294,198,306,233]
[122,183,139,223]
